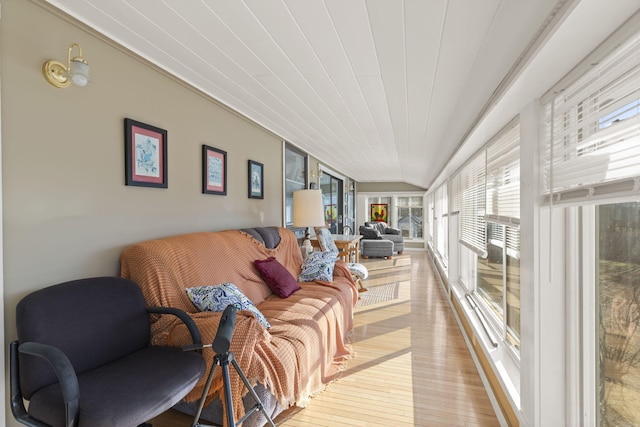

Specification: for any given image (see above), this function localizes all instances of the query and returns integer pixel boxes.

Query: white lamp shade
[70,60,89,87]
[293,189,325,227]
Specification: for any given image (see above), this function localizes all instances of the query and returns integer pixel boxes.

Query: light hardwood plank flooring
[150,252,499,427]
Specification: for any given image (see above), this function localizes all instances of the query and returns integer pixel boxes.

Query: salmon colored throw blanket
[120,227,357,422]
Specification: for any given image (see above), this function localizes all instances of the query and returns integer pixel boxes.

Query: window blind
[450,172,461,214]
[460,152,487,258]
[426,192,434,243]
[505,226,520,259]
[543,30,640,203]
[486,120,520,226]
[436,182,448,260]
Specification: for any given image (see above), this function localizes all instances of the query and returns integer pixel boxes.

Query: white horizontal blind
[505,226,520,259]
[426,192,434,243]
[543,30,640,202]
[486,120,520,226]
[460,152,487,258]
[436,182,448,260]
[450,172,461,214]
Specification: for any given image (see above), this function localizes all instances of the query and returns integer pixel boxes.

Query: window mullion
[582,206,598,426]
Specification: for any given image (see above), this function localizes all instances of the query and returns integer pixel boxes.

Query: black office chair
[10,276,207,427]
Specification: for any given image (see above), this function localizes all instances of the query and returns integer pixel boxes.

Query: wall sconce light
[43,43,90,88]
[310,165,323,180]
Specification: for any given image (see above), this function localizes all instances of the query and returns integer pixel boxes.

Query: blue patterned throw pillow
[185,283,270,329]
[298,250,337,282]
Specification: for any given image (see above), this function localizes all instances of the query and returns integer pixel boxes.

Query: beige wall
[1,3,284,422]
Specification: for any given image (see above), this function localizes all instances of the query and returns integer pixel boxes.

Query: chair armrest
[384,227,402,235]
[13,341,80,427]
[148,306,202,345]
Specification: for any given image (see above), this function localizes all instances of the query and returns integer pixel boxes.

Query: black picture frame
[124,118,168,188]
[202,145,227,195]
[248,160,264,199]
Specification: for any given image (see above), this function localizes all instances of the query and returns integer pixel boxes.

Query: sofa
[120,226,357,426]
[360,221,404,256]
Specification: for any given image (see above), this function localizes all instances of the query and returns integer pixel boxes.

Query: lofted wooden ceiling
[42,0,639,189]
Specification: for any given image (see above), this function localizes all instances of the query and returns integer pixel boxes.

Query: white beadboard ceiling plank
[325,0,382,77]
[324,0,399,163]
[366,0,409,181]
[410,0,500,184]
[405,0,448,175]
[215,1,361,157]
[284,0,386,152]
[243,0,371,161]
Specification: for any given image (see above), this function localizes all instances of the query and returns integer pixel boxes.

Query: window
[542,31,640,203]
[284,144,307,231]
[477,222,521,349]
[345,179,356,234]
[546,27,640,426]
[460,152,487,257]
[431,185,447,263]
[426,193,434,244]
[593,201,640,427]
[479,121,521,348]
[397,196,423,239]
[320,171,343,234]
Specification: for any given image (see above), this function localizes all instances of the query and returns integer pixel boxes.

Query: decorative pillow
[359,226,381,240]
[185,283,270,328]
[254,257,301,298]
[298,250,337,282]
[347,262,369,280]
[314,226,339,253]
[372,222,387,234]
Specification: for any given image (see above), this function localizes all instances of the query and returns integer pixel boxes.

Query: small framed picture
[202,145,227,195]
[248,160,264,199]
[124,118,168,188]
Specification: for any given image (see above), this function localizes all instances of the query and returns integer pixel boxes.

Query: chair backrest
[314,226,339,253]
[16,277,151,399]
[365,221,387,234]
[240,227,282,248]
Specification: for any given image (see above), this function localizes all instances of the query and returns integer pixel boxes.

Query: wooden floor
[151,252,499,427]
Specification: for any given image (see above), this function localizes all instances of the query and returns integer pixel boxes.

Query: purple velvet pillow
[254,257,301,298]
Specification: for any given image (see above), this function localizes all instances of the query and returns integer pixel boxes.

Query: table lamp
[293,189,325,258]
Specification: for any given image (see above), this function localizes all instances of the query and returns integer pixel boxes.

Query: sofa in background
[120,226,357,426]
[359,221,404,257]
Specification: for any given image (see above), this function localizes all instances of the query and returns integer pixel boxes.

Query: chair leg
[354,276,368,293]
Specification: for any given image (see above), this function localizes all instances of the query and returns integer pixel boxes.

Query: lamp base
[301,238,313,259]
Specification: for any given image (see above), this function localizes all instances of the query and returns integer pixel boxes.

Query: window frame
[283,143,308,235]
[573,197,640,427]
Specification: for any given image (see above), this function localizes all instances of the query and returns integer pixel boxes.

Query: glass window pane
[413,207,423,238]
[597,201,640,426]
[505,226,520,347]
[477,223,505,319]
[398,207,410,237]
[284,145,307,229]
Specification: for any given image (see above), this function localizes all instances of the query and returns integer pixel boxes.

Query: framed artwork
[202,145,227,195]
[124,118,168,188]
[325,204,337,223]
[370,203,388,222]
[248,160,264,199]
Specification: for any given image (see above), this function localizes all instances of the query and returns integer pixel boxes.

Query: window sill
[449,280,521,424]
